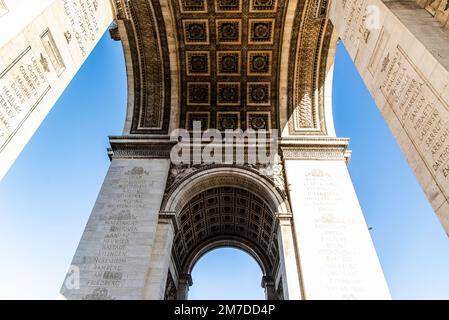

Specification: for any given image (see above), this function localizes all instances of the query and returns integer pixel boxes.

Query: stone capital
[261,275,275,288]
[179,274,193,287]
[276,213,294,226]
[108,135,176,160]
[280,137,352,163]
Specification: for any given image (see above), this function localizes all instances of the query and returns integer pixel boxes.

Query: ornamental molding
[164,162,288,202]
[280,138,351,162]
[287,0,333,135]
[111,0,129,20]
[108,136,175,159]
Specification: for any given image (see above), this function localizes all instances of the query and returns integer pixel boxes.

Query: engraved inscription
[0,48,50,151]
[340,0,370,47]
[83,167,151,290]
[381,46,449,189]
[304,169,362,298]
[62,0,100,57]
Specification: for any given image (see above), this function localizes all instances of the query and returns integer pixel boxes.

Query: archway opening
[188,247,265,300]
[167,184,285,300]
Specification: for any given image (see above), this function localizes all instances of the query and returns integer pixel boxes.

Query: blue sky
[0,31,448,300]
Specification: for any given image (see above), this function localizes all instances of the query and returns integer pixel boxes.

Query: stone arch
[161,166,291,299]
[115,0,341,141]
[171,186,281,299]
[279,0,339,137]
[113,0,175,135]
[161,165,290,214]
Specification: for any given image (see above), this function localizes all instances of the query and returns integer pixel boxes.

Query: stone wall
[60,158,171,300]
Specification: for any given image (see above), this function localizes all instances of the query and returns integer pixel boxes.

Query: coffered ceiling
[114,0,335,135]
[173,0,286,132]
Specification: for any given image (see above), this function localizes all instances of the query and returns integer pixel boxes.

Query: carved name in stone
[82,167,150,291]
[380,46,449,193]
[0,47,50,151]
[62,0,100,57]
[304,169,362,298]
[340,0,370,46]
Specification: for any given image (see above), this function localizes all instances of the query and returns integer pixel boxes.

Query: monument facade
[1,0,448,300]
[61,0,393,300]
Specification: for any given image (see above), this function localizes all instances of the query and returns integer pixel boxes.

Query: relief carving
[288,0,333,134]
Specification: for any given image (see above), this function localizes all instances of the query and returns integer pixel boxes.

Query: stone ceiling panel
[172,0,287,131]
[173,186,279,273]
[117,0,336,136]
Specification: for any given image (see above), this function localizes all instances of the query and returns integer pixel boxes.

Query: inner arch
[170,185,282,300]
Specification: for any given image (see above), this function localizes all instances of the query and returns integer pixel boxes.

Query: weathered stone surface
[285,159,391,299]
[416,0,449,28]
[276,214,302,300]
[143,218,174,299]
[59,158,170,300]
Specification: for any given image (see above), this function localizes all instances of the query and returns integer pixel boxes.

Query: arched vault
[112,0,338,137]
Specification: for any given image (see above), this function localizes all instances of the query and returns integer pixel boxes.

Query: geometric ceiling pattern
[116,0,334,135]
[172,186,279,274]
[172,0,287,131]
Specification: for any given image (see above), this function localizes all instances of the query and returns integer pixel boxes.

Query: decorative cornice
[108,21,120,41]
[179,274,193,286]
[262,275,275,288]
[277,213,294,224]
[108,136,175,160]
[280,138,351,162]
[159,211,179,233]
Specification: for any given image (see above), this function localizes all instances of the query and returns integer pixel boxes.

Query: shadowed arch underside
[173,186,279,276]
[113,0,338,136]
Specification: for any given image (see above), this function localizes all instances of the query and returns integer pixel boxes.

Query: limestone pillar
[276,214,302,300]
[59,157,171,300]
[282,141,391,300]
[143,216,175,300]
[176,274,192,300]
[0,0,114,180]
[328,0,449,234]
[261,276,277,300]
